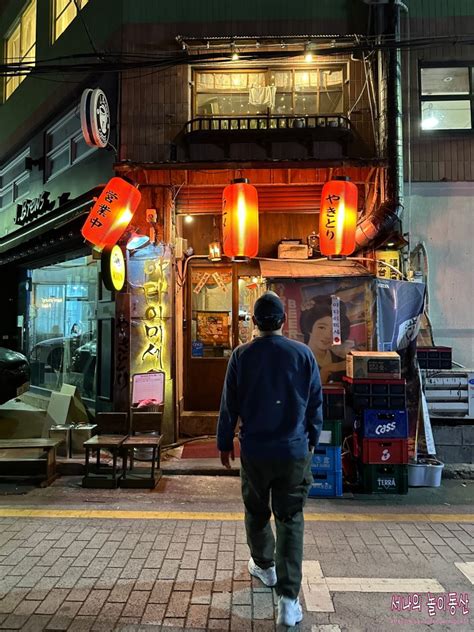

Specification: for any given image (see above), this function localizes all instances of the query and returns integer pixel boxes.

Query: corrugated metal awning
[176,185,323,214]
[259,259,372,278]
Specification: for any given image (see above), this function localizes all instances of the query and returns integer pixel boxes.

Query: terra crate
[360,464,408,494]
[308,469,343,498]
[319,419,343,446]
[311,445,342,471]
[362,409,408,439]
[361,438,409,464]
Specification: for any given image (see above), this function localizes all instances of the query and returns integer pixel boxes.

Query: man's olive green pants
[240,452,313,599]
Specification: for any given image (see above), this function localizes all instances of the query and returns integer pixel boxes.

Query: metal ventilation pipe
[356,0,405,248]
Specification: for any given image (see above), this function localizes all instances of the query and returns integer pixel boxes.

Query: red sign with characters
[81,177,141,250]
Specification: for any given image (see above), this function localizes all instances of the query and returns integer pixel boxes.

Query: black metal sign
[15,191,55,226]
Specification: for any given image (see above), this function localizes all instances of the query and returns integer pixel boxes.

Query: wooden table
[0,439,61,487]
[121,435,163,489]
[82,435,126,489]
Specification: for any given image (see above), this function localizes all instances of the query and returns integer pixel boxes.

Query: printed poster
[270,278,375,384]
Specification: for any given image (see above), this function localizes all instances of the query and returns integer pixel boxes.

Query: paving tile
[185,536,204,551]
[200,543,218,560]
[133,568,159,592]
[78,589,110,616]
[121,590,151,618]
[208,618,230,630]
[119,559,144,580]
[66,614,95,631]
[166,591,191,618]
[141,603,167,625]
[180,550,200,569]
[35,588,70,615]
[158,559,179,580]
[186,604,209,629]
[107,580,133,604]
[196,559,217,581]
[175,568,196,591]
[217,551,234,570]
[210,591,231,619]
[13,599,41,616]
[43,600,81,630]
[444,537,471,554]
[191,581,213,605]
[162,617,186,627]
[214,570,233,593]
[149,580,174,604]
[0,588,29,614]
[0,613,29,629]
[232,582,252,606]
[230,604,252,631]
[252,591,274,619]
[65,587,91,602]
[90,601,123,631]
[143,550,165,569]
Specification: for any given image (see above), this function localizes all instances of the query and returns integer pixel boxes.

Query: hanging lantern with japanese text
[319,176,358,257]
[81,177,141,251]
[222,179,259,260]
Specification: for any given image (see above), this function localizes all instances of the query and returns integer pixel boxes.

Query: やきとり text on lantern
[81,177,141,250]
[319,176,358,257]
[222,179,259,260]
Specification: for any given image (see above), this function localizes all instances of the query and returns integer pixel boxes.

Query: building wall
[408,182,474,368]
[404,0,474,182]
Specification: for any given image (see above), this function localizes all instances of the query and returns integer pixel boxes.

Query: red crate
[361,438,408,464]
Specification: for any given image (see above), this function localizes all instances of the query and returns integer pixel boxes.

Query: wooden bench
[0,439,61,487]
[82,412,128,489]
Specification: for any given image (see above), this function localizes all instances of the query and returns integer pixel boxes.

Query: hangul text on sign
[331,295,341,345]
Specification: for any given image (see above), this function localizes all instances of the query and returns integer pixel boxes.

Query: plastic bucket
[408,460,444,487]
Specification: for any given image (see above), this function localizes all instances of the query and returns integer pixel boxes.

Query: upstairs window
[420,65,473,131]
[4,0,36,100]
[53,0,89,42]
[45,108,96,181]
[194,66,345,117]
[0,150,30,211]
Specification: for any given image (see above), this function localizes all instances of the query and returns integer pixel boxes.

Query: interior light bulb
[184,215,194,224]
[304,52,313,63]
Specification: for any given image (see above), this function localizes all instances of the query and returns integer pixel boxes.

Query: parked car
[0,348,30,405]
[29,333,94,372]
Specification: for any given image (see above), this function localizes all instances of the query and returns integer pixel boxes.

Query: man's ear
[282,313,287,324]
[252,315,257,326]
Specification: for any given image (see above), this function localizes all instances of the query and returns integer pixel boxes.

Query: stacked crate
[309,387,344,497]
[344,376,409,494]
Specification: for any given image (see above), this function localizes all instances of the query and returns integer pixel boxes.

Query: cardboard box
[346,351,401,380]
[277,243,309,259]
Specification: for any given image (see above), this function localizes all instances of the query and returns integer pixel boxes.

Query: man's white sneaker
[248,557,277,587]
[277,595,303,627]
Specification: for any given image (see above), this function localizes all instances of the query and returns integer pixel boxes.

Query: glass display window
[28,255,98,399]
[191,267,232,358]
[194,65,346,117]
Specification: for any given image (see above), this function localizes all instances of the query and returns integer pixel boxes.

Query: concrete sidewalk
[0,477,472,631]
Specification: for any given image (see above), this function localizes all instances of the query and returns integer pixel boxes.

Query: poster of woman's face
[270,277,375,383]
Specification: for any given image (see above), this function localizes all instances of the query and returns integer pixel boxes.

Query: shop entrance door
[184,262,263,411]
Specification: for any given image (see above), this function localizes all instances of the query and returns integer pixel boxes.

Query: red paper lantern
[319,176,358,257]
[222,179,259,260]
[81,177,141,251]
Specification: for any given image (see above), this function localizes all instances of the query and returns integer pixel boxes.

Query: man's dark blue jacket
[217,334,323,460]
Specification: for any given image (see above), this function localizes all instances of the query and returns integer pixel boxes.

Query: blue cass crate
[362,409,408,439]
[311,445,342,471]
[308,469,343,498]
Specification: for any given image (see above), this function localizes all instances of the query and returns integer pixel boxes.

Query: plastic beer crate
[311,445,342,471]
[361,438,409,464]
[360,464,408,494]
[308,469,343,498]
[362,409,408,439]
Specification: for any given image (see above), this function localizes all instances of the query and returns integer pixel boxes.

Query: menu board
[131,371,165,404]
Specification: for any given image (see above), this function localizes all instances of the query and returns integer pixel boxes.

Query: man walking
[217,291,323,627]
